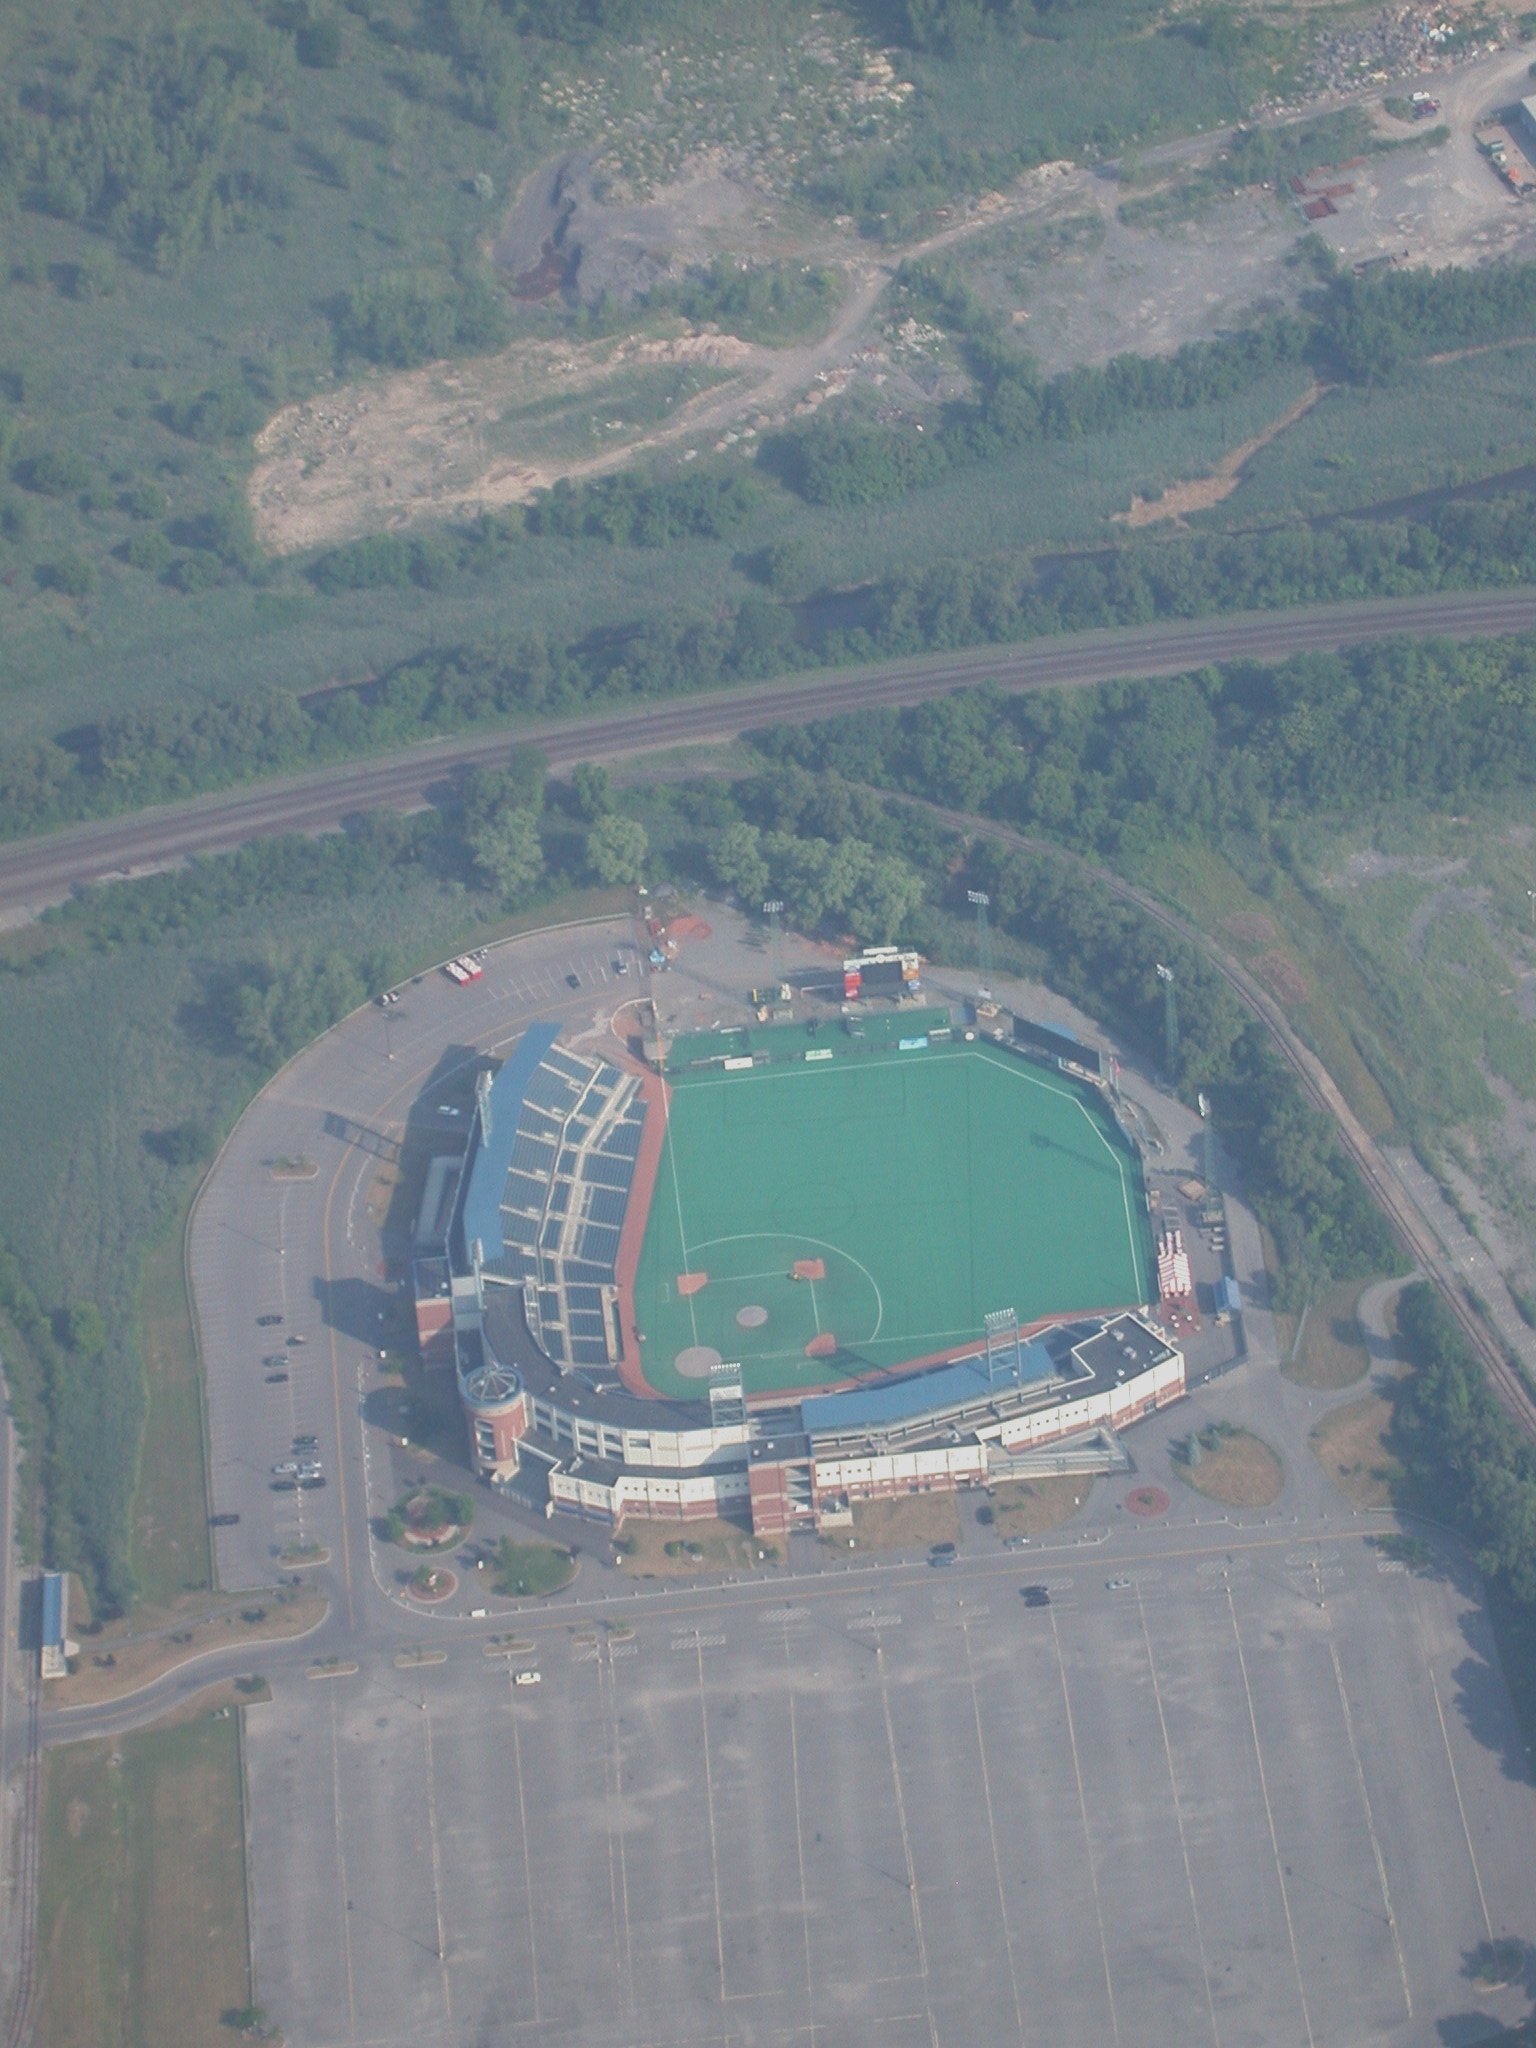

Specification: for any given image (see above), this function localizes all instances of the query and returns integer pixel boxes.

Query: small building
[1518,96,1536,148]
[39,1571,70,1681]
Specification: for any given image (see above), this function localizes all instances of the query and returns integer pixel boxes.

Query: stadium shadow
[315,1273,392,1344]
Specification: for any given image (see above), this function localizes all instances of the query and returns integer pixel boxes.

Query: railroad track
[3,1661,42,2048]
[910,798,1536,1444]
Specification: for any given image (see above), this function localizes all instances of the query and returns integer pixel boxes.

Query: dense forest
[769,258,1536,508]
[9,474,1536,841]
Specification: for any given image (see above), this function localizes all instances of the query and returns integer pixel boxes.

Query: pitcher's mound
[791,1258,826,1282]
[676,1271,709,1297]
[675,1345,725,1378]
[804,1332,838,1358]
[736,1305,769,1329]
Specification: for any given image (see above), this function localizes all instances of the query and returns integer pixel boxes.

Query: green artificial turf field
[630,1038,1152,1399]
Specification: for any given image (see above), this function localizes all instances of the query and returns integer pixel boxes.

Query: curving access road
[4,587,1536,921]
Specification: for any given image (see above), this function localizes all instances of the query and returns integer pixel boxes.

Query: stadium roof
[457,1023,560,1268]
[801,1338,1058,1437]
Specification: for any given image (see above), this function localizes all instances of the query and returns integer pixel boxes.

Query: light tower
[763,898,785,999]
[1156,962,1179,1075]
[967,888,992,1005]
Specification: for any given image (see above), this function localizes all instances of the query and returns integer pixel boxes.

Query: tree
[585,813,648,887]
[469,808,543,902]
[65,1303,108,1357]
[709,822,770,905]
[569,762,612,820]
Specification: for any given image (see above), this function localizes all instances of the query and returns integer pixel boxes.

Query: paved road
[5,589,1536,920]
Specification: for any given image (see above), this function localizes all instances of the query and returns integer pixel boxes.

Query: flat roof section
[801,1337,1058,1437]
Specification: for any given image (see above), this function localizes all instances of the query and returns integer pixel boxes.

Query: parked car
[1106,1578,1132,1591]
[286,1334,307,1348]
[209,1513,240,1528]
[298,1476,327,1490]
[265,1372,289,1385]
[513,1670,541,1687]
[566,972,581,989]
[257,1314,283,1327]
[1021,1585,1050,1608]
[261,1354,285,1368]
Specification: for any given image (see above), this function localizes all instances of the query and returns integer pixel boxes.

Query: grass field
[632,1039,1151,1398]
[1215,345,1536,533]
[35,1711,250,2048]
[1280,1278,1374,1392]
[1311,1392,1403,1509]
[129,1224,212,1605]
[1179,1427,1285,1508]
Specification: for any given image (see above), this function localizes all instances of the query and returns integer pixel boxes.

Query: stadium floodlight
[1155,964,1179,1071]
[968,890,993,1000]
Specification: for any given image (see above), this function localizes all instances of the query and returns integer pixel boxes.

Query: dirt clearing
[1120,383,1325,526]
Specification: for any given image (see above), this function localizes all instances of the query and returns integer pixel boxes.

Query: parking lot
[245,1536,1536,2048]
[194,925,636,1591]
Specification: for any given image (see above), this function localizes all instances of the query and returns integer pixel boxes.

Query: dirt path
[1116,382,1327,527]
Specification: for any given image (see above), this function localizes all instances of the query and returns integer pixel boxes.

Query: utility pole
[1156,962,1179,1075]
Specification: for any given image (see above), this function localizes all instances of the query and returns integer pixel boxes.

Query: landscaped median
[48,1587,327,1709]
[1173,1424,1285,1509]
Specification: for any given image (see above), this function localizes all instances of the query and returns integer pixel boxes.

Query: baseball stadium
[416,984,1185,1536]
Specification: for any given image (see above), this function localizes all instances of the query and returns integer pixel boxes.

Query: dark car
[285,1334,307,1348]
[209,1512,241,1528]
[261,1354,285,1368]
[1021,1585,1051,1608]
[930,1541,956,1557]
[566,972,581,989]
[265,1371,289,1385]
[271,1477,298,1492]
[257,1314,282,1327]
[928,1551,956,1568]
[298,1475,327,1490]
[293,1434,318,1449]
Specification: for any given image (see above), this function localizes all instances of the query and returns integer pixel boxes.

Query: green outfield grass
[631,1038,1152,1398]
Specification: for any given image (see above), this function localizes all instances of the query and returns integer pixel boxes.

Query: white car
[272,1460,301,1476]
[513,1670,542,1687]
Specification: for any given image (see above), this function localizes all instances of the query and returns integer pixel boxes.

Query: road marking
[1225,1585,1316,2048]
[784,1641,818,2048]
[873,1624,939,2048]
[1412,1581,1495,1943]
[1136,1589,1222,2046]
[505,1670,544,2023]
[1324,1635,1412,2019]
[420,1703,452,2021]
[326,1689,357,2039]
[959,1618,1028,2047]
[692,1639,729,2003]
[1048,1601,1121,2046]
[671,1632,726,1653]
